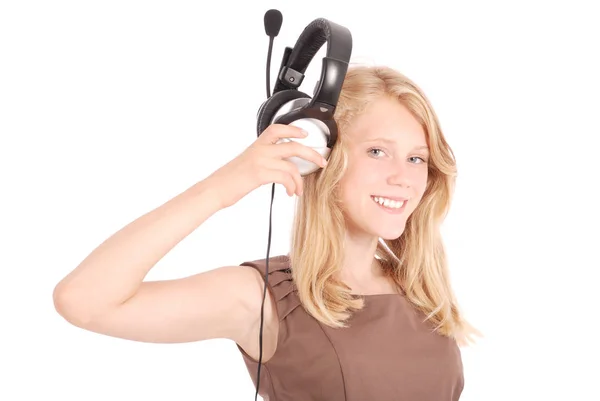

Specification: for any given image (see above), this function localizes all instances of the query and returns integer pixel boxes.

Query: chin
[376,225,406,241]
[369,213,409,240]
[360,220,407,241]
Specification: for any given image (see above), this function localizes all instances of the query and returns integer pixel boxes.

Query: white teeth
[372,196,406,209]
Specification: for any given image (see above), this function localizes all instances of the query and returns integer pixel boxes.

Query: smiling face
[338,95,430,241]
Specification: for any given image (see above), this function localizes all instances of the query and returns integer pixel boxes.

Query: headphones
[257,14,353,175]
[252,11,352,401]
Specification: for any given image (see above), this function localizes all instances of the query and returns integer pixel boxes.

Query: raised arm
[52,124,326,346]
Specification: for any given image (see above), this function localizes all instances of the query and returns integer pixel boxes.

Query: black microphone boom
[264,9,282,98]
[264,9,283,37]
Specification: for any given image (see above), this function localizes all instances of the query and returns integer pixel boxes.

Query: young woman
[54,65,478,400]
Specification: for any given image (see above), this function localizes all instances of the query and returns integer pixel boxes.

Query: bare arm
[52,124,324,345]
[57,264,270,344]
[53,178,267,343]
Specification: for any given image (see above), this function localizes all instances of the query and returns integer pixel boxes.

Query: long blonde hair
[289,65,480,346]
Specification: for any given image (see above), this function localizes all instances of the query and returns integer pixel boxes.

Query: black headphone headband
[273,18,352,109]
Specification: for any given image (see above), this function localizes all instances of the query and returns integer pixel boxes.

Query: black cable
[255,183,275,401]
[255,33,276,401]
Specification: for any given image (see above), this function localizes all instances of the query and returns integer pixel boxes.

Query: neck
[337,228,385,287]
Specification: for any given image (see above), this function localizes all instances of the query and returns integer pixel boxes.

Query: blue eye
[409,157,427,164]
[368,148,385,157]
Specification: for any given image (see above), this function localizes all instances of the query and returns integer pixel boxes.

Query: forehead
[345,96,426,145]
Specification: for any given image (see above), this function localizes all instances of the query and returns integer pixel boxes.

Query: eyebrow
[362,137,430,151]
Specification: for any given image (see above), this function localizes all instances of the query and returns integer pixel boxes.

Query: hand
[206,124,328,208]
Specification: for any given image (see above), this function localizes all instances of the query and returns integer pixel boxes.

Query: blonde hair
[289,65,480,346]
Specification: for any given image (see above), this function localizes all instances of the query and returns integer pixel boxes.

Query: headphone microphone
[253,10,352,400]
[264,9,283,98]
[264,9,283,37]
[263,9,283,98]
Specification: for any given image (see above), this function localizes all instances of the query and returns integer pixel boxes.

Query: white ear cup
[275,120,331,176]
[272,98,332,176]
[276,139,330,176]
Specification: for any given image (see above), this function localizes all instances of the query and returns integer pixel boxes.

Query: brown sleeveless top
[236,255,464,401]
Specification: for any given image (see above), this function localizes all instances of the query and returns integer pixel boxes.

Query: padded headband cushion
[286,18,352,75]
[256,89,311,136]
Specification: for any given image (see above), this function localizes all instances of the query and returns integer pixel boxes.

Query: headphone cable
[255,183,275,401]
[255,24,277,400]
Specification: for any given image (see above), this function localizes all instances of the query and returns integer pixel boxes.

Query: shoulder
[240,254,291,276]
[239,253,304,321]
[235,254,293,362]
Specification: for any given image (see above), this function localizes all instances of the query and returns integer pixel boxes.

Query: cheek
[337,170,358,206]
[410,168,429,200]
[338,168,374,211]
[417,169,429,191]
[340,160,373,189]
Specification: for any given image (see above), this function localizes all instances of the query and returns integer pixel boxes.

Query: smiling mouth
[371,196,407,209]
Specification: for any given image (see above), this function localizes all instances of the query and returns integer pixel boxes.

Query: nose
[386,161,411,188]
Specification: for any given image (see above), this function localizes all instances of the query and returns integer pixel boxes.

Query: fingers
[280,159,304,196]
[258,124,328,168]
[253,123,328,197]
[273,140,328,168]
[254,158,303,196]
[258,167,298,196]
[278,170,300,197]
[267,159,304,196]
[259,124,308,144]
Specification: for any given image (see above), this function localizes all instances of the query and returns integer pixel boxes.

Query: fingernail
[301,129,308,136]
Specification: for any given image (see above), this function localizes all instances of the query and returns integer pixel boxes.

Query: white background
[1,1,599,400]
